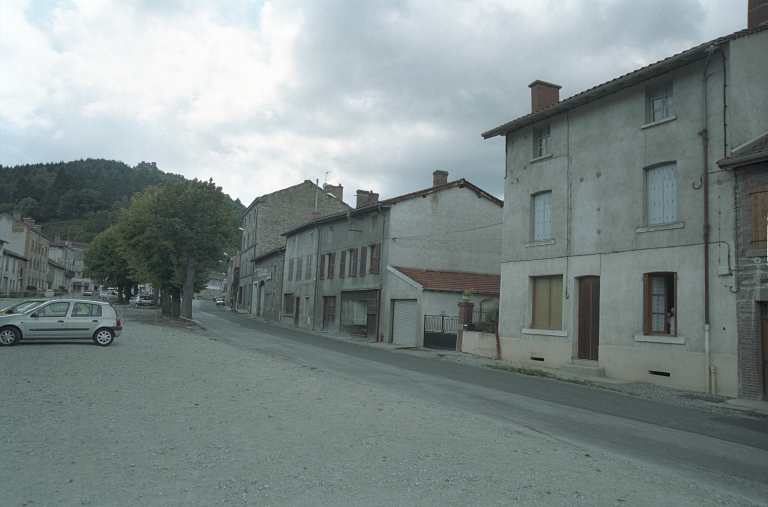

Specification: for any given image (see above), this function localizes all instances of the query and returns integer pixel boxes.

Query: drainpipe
[701,45,715,394]
[377,203,385,342]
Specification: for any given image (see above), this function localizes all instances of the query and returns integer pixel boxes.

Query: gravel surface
[1,318,762,506]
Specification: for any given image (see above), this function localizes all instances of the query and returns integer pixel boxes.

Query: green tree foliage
[83,227,137,302]
[115,179,236,319]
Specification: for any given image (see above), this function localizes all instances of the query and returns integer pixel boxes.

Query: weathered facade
[482,25,768,397]
[281,173,504,345]
[718,134,768,400]
[0,213,50,290]
[250,246,285,321]
[237,180,350,312]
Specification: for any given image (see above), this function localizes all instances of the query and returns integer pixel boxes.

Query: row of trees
[84,179,236,319]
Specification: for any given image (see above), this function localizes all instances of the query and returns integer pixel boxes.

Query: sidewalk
[229,308,768,418]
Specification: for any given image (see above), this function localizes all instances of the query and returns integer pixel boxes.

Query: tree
[115,179,235,319]
[83,227,137,302]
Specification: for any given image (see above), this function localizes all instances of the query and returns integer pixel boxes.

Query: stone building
[237,180,350,312]
[0,212,50,290]
[718,134,768,400]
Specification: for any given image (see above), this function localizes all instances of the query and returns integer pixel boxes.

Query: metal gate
[424,314,458,349]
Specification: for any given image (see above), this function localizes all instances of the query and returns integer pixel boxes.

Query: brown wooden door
[578,276,600,361]
[322,296,336,331]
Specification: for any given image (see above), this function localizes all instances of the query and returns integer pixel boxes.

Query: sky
[0,0,749,206]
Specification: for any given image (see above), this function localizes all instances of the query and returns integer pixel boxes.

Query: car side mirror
[31,312,39,318]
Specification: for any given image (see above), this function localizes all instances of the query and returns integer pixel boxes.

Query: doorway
[578,276,600,361]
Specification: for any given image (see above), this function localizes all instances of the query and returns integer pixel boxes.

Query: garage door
[392,299,418,346]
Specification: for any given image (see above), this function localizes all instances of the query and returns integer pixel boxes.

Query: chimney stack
[432,170,448,187]
[748,0,768,28]
[325,183,344,201]
[356,190,379,209]
[529,80,562,112]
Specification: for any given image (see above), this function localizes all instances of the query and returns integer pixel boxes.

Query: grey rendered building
[281,171,503,345]
[237,180,350,312]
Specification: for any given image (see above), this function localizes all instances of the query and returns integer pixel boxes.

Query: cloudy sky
[0,0,748,206]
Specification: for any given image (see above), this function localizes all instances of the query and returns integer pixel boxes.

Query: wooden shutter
[372,242,381,274]
[319,254,325,280]
[350,247,357,277]
[339,250,346,278]
[360,246,367,276]
[751,184,768,246]
[329,252,336,279]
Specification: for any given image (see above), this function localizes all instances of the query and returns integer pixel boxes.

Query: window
[649,81,673,122]
[308,231,314,247]
[296,258,303,281]
[339,248,357,278]
[328,226,334,243]
[532,276,562,329]
[751,184,768,248]
[38,302,70,318]
[319,252,335,279]
[370,213,378,232]
[536,125,551,157]
[283,294,294,314]
[305,255,312,279]
[287,259,294,281]
[303,296,310,317]
[533,191,552,241]
[359,243,381,276]
[646,163,677,225]
[643,273,676,335]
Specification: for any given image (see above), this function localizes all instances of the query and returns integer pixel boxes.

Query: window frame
[643,272,677,336]
[531,275,563,330]
[648,81,674,123]
[535,125,551,158]
[750,184,768,248]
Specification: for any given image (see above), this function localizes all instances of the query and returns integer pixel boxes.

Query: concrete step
[560,362,605,378]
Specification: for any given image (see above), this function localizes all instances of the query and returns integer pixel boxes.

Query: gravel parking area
[1,319,761,506]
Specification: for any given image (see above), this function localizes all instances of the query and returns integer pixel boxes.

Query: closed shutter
[360,246,367,276]
[533,192,552,240]
[647,164,677,225]
[319,254,325,280]
[751,184,768,246]
[329,252,336,279]
[350,248,357,277]
[339,250,346,278]
[372,243,381,274]
[392,299,418,346]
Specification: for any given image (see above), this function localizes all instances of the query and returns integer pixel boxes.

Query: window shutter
[360,246,367,276]
[351,247,357,277]
[372,242,381,274]
[339,250,346,278]
[533,192,552,240]
[288,259,293,281]
[643,274,649,335]
[319,254,325,280]
[751,184,768,246]
[329,252,336,279]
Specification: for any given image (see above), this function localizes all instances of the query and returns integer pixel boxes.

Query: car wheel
[93,328,115,346]
[0,326,21,346]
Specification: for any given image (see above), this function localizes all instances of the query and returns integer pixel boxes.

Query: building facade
[482,24,768,398]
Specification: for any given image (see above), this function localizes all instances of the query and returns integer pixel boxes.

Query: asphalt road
[192,300,768,503]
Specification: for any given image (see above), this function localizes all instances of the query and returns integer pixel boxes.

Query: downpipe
[700,45,715,394]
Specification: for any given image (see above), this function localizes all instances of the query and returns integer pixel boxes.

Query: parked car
[83,290,93,296]
[0,299,48,315]
[0,299,122,346]
[215,297,225,306]
[99,290,119,301]
[129,294,155,307]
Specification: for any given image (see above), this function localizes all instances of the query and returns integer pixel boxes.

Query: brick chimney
[325,183,344,201]
[748,0,768,27]
[356,190,379,208]
[432,170,448,187]
[529,80,562,112]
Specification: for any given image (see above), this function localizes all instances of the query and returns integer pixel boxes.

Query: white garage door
[392,299,418,346]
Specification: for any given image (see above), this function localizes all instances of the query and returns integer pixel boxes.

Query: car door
[24,301,70,339]
[68,302,103,338]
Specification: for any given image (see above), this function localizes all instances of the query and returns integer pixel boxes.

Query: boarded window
[647,163,677,225]
[532,276,562,329]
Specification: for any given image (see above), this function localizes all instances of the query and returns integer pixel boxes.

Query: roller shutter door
[392,299,418,346]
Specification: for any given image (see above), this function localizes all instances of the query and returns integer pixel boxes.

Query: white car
[0,299,122,346]
[99,290,119,301]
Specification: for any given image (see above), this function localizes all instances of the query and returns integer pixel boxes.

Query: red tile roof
[393,267,500,294]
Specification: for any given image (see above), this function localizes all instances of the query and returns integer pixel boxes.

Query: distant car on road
[83,290,93,296]
[0,299,122,346]
[99,290,119,302]
[129,294,155,307]
[215,297,225,306]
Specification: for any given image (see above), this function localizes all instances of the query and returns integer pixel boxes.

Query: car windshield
[1,301,47,314]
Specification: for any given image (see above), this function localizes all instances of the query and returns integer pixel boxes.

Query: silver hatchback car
[0,299,122,347]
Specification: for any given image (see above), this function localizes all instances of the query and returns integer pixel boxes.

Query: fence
[469,307,499,333]
[115,305,158,325]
